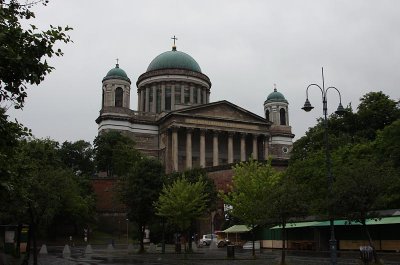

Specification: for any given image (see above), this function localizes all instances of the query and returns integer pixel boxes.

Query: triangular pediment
[170,100,268,124]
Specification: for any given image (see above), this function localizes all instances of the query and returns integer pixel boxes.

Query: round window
[282,147,289,154]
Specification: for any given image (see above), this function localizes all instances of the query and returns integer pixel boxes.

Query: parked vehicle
[199,233,230,247]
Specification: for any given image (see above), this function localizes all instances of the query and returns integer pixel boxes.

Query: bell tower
[101,61,131,109]
[264,85,294,159]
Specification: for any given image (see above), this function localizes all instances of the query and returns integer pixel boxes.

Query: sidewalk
[3,244,400,265]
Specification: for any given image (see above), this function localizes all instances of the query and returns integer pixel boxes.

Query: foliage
[59,140,95,177]
[117,156,164,253]
[155,176,207,233]
[166,167,217,211]
[0,0,72,108]
[220,159,280,256]
[93,131,139,176]
[2,138,94,264]
[356,92,400,140]
[268,174,308,264]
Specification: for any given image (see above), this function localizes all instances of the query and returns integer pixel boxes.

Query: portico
[159,100,271,173]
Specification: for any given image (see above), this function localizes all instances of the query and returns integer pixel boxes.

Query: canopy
[222,225,251,233]
[270,216,400,230]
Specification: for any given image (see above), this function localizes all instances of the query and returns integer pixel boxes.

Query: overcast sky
[7,0,400,144]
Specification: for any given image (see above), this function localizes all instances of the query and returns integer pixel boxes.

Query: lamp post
[126,218,129,245]
[302,67,345,265]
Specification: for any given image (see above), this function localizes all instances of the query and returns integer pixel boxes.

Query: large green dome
[147,47,202,73]
[103,64,131,83]
[265,88,288,103]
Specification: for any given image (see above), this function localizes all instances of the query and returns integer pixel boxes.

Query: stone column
[240,133,246,161]
[152,85,156,113]
[171,83,175,111]
[228,132,234,164]
[264,135,269,160]
[172,127,178,172]
[252,134,258,160]
[197,87,201,104]
[190,84,194,104]
[200,129,206,168]
[186,128,192,169]
[206,90,210,103]
[140,89,145,112]
[202,89,207,104]
[145,86,150,112]
[137,90,141,111]
[213,131,219,166]
[181,84,185,104]
[161,83,165,111]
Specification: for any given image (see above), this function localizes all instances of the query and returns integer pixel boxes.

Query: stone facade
[94,45,294,234]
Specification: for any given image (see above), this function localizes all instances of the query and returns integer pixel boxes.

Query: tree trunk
[15,223,22,258]
[138,225,145,253]
[251,225,255,257]
[363,220,378,263]
[32,223,38,265]
[22,224,32,265]
[281,222,286,265]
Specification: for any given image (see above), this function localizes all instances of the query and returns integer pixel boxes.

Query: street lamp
[126,218,129,245]
[302,67,345,265]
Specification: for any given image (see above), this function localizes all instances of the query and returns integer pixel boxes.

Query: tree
[5,139,93,265]
[0,0,72,108]
[117,156,164,253]
[220,159,279,257]
[166,167,218,250]
[356,91,400,140]
[332,143,397,263]
[59,140,95,177]
[268,175,307,264]
[93,131,138,176]
[155,176,208,252]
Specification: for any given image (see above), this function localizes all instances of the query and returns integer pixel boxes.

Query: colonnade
[170,127,269,172]
[137,82,210,113]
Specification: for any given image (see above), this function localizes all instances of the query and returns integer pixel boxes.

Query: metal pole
[321,67,337,265]
[126,219,129,245]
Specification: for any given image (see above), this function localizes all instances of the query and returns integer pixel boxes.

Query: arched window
[265,109,270,121]
[102,89,105,108]
[280,108,286,125]
[115,87,123,107]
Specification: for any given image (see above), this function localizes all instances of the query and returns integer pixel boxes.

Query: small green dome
[147,47,202,73]
[103,64,131,83]
[265,88,288,103]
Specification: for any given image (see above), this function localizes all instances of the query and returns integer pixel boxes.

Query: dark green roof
[103,64,131,83]
[147,47,202,73]
[265,88,288,103]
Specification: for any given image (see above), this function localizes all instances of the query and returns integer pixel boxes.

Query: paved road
[4,244,400,265]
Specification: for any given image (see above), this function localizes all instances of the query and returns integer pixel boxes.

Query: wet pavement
[9,244,400,265]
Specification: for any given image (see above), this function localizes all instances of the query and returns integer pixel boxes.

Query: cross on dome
[171,35,178,50]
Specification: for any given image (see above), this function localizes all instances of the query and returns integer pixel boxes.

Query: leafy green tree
[332,143,397,263]
[356,91,400,140]
[0,0,72,108]
[155,176,208,252]
[93,131,139,176]
[5,139,93,265]
[220,159,279,256]
[59,140,95,176]
[117,157,164,253]
[166,167,218,250]
[268,175,307,264]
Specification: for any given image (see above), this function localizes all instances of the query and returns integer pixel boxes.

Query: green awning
[366,216,400,225]
[222,225,251,233]
[270,216,400,230]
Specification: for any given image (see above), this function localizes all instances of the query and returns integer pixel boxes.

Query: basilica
[93,41,294,232]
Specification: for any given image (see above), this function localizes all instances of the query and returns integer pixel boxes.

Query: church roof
[265,88,288,104]
[146,46,202,73]
[103,64,131,83]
